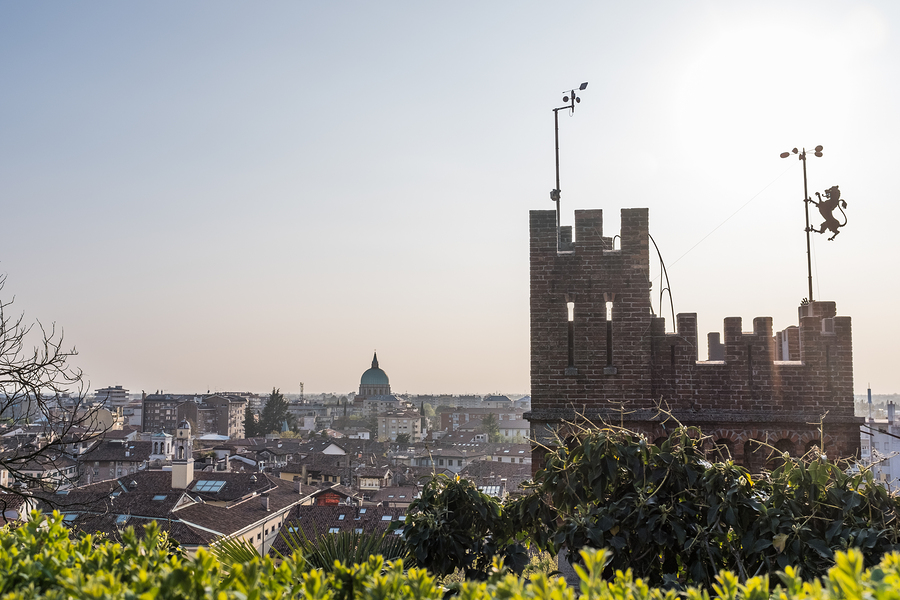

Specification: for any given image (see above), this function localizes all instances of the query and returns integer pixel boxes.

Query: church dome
[360,352,390,386]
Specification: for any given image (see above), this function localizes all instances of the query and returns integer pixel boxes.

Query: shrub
[279,527,413,571]
[512,427,900,587]
[4,512,900,600]
[402,474,527,580]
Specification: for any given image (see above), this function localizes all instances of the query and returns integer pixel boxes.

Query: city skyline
[2,2,898,395]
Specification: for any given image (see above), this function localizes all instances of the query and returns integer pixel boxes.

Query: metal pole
[553,108,561,250]
[801,148,814,301]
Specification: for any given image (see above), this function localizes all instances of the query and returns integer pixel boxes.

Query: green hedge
[3,512,900,600]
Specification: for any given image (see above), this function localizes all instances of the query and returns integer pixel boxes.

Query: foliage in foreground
[213,526,411,573]
[513,427,900,587]
[402,427,900,587]
[5,512,900,600]
[279,526,413,571]
[403,474,528,579]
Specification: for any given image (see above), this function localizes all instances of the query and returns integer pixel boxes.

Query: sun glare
[671,15,866,162]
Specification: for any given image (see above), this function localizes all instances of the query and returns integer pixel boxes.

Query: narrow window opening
[747,345,754,391]
[605,301,614,367]
[567,302,575,369]
[603,294,617,375]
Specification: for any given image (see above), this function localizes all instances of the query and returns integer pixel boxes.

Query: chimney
[261,493,270,511]
[171,457,194,489]
[889,402,895,426]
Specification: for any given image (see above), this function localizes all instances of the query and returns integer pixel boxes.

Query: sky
[0,2,897,396]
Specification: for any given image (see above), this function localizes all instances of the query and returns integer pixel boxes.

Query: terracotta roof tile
[81,440,152,462]
[34,470,313,544]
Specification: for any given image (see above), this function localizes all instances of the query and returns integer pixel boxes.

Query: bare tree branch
[0,274,108,515]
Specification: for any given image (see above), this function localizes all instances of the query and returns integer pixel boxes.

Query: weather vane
[780,145,849,302]
[551,82,588,250]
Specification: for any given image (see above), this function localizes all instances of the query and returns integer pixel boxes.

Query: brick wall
[527,208,861,473]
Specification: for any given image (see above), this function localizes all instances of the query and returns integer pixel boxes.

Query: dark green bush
[512,427,900,587]
[401,474,528,580]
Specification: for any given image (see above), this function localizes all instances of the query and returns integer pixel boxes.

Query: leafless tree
[0,274,107,513]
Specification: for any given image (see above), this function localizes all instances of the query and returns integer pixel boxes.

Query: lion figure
[810,185,848,241]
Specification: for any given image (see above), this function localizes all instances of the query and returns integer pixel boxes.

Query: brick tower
[526,208,861,472]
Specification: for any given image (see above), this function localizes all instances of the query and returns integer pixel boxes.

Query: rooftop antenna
[551,82,588,250]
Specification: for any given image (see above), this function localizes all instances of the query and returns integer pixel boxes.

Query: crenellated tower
[527,208,861,472]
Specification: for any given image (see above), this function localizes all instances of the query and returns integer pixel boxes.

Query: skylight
[63,513,77,522]
[381,515,392,521]
[192,480,227,493]
[152,495,167,501]
[116,515,130,525]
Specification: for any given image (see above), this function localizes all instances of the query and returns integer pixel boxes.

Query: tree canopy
[403,474,528,580]
[258,387,292,434]
[243,404,257,438]
[480,413,501,442]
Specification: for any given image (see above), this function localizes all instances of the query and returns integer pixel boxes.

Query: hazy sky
[1,2,897,396]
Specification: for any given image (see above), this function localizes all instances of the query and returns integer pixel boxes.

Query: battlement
[528,207,860,471]
[530,208,648,258]
[648,306,853,415]
[530,208,653,407]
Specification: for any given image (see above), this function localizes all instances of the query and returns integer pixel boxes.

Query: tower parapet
[527,208,861,472]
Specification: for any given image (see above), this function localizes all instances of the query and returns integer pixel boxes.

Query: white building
[94,386,130,408]
[860,401,900,491]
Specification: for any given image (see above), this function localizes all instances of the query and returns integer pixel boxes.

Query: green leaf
[806,538,833,559]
